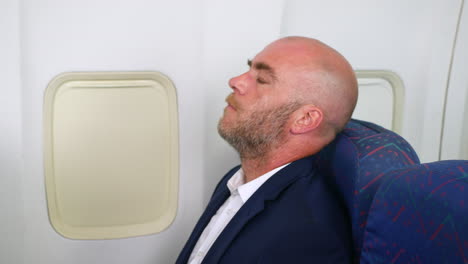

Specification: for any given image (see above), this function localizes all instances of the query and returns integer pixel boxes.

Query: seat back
[360,160,468,264]
[316,119,420,260]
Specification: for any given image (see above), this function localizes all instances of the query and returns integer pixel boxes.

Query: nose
[228,72,248,95]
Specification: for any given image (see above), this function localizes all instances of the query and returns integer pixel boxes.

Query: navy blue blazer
[176,155,352,264]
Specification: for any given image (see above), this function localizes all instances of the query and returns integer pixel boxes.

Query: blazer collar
[202,155,318,263]
[175,167,237,264]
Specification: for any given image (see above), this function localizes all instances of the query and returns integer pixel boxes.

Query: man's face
[218,41,302,158]
[218,100,300,159]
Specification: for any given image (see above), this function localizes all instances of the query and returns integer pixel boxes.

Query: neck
[240,150,303,183]
[240,159,277,183]
[239,136,333,182]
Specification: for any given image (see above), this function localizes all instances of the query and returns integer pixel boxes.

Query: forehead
[252,40,314,74]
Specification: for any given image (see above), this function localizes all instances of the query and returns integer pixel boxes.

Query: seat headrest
[316,119,420,259]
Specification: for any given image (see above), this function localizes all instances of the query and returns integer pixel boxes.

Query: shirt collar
[226,163,290,203]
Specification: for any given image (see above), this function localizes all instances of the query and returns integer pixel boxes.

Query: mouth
[225,94,238,111]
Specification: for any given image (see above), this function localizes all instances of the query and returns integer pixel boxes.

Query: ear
[290,105,323,134]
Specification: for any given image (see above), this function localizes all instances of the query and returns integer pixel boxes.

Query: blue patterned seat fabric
[360,160,468,264]
[316,119,420,261]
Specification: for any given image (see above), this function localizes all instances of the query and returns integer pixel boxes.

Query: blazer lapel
[202,156,317,263]
[176,170,235,264]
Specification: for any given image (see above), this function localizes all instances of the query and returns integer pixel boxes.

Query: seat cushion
[360,160,468,264]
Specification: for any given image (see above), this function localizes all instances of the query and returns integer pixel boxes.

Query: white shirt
[188,164,290,264]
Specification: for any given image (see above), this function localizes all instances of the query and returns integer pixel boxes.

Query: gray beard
[218,102,301,160]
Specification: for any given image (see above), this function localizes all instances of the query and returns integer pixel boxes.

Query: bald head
[261,36,358,134]
[220,36,358,164]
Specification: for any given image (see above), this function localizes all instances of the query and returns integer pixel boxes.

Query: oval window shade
[44,72,179,239]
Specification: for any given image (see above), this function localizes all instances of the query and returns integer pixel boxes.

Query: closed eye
[256,78,268,84]
[248,59,277,84]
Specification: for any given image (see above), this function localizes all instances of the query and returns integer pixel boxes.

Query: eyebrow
[247,59,278,81]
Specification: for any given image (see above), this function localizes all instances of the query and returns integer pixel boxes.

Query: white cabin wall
[441,1,468,160]
[19,0,205,263]
[280,0,462,162]
[420,0,465,162]
[0,1,24,264]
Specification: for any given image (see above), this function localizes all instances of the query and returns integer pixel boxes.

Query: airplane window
[43,72,179,239]
[353,70,404,133]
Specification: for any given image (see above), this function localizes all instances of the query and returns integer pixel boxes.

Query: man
[176,36,358,263]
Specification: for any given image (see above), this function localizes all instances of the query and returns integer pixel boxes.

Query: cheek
[246,96,269,112]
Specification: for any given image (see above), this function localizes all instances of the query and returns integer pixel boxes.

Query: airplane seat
[315,119,420,261]
[360,160,468,264]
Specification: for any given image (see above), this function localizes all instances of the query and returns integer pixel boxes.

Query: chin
[218,117,229,131]
[218,115,235,132]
